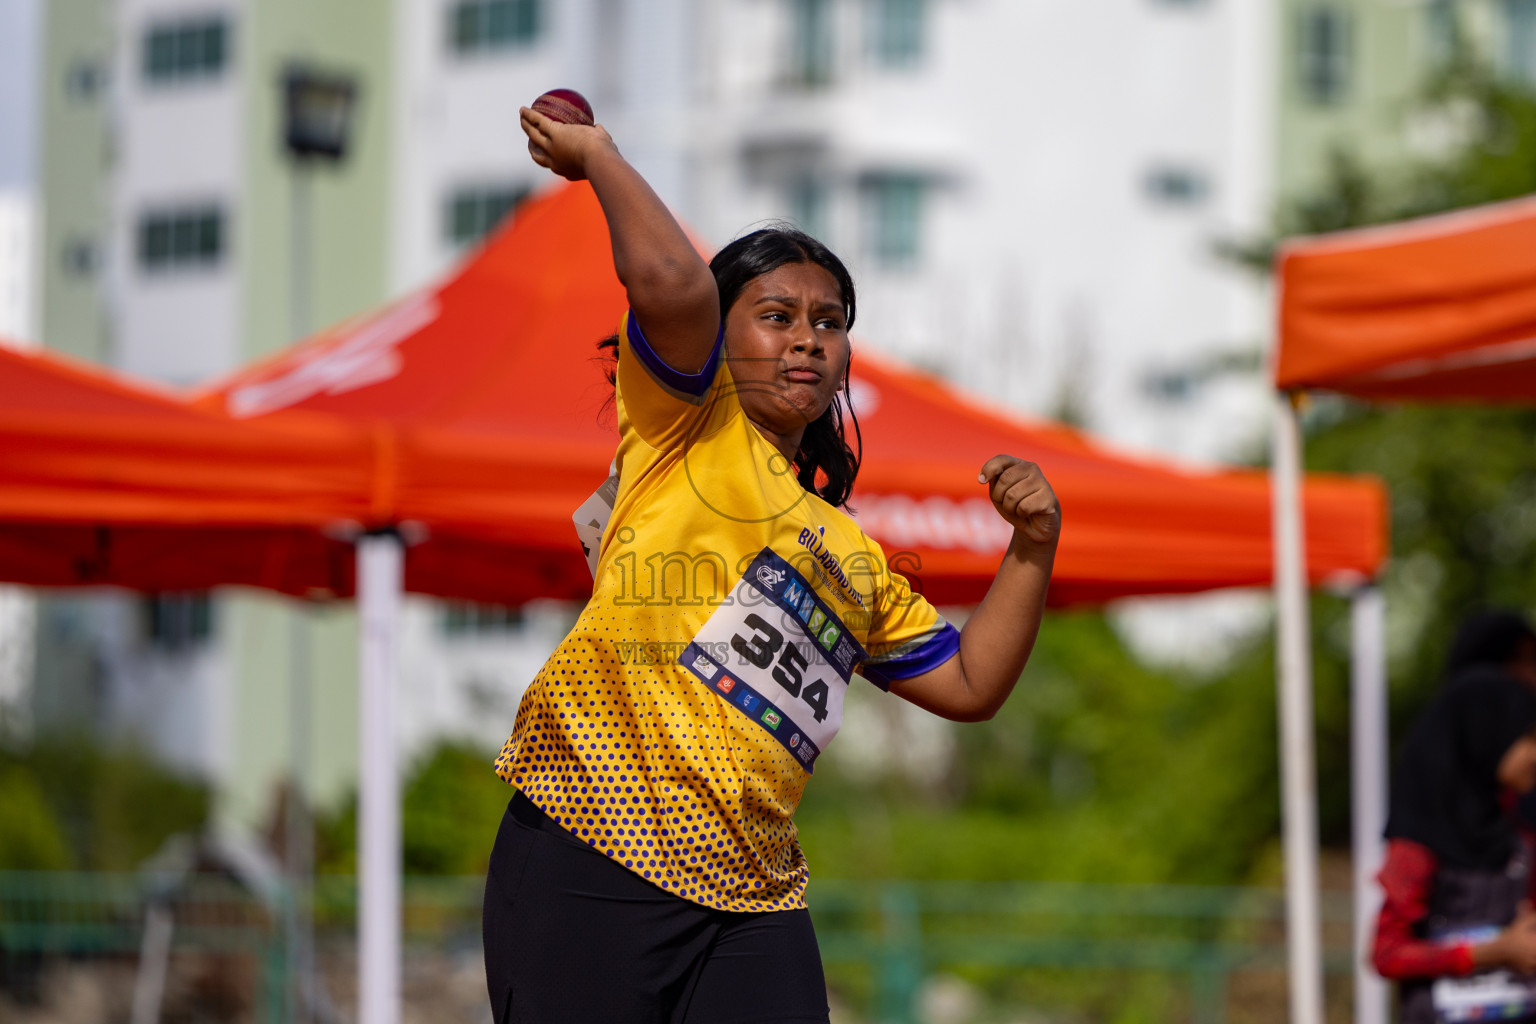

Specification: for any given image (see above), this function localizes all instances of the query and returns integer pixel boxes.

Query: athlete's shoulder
[615,309,742,452]
[803,494,888,565]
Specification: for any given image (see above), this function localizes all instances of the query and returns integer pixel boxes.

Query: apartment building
[1277,0,1536,204]
[0,194,32,344]
[36,0,392,830]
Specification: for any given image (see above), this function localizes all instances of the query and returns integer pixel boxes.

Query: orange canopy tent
[1276,194,1536,400]
[1268,195,1536,1024]
[195,182,1386,607]
[839,359,1382,605]
[0,340,410,1024]
[0,342,372,595]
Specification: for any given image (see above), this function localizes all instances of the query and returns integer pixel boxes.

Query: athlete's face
[722,262,850,453]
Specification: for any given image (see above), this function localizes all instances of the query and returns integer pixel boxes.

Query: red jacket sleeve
[1373,838,1478,980]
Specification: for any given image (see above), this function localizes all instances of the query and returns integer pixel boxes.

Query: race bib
[678,548,866,772]
[1431,925,1536,1022]
[572,463,620,578]
[1432,971,1536,1022]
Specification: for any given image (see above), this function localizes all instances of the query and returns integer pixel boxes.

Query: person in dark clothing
[1373,669,1536,1023]
[1445,608,1536,841]
[1444,610,1536,687]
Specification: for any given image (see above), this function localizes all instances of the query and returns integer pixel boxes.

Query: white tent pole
[357,533,402,1024]
[1351,585,1390,1024]
[1271,391,1325,1024]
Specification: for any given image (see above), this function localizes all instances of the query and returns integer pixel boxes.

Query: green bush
[0,765,74,870]
[798,610,1289,887]
[401,742,514,875]
[0,735,209,871]
[317,740,512,876]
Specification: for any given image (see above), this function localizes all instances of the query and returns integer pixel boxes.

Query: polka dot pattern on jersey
[495,601,810,912]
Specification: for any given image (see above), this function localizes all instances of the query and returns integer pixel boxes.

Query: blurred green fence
[0,873,1355,1024]
[811,880,1356,1024]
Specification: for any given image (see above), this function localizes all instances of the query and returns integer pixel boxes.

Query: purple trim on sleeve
[860,623,961,690]
[626,312,723,398]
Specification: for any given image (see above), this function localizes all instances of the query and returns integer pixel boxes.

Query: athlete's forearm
[888,529,1053,721]
[583,147,719,371]
[949,531,1054,719]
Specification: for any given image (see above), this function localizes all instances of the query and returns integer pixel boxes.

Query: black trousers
[482,791,831,1024]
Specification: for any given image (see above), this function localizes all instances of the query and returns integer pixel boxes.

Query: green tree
[1227,57,1536,269]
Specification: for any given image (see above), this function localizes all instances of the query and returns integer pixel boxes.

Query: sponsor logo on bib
[756,565,787,591]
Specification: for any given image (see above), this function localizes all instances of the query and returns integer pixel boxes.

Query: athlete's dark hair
[597,226,863,507]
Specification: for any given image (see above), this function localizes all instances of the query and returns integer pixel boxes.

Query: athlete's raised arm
[520,107,719,374]
[888,456,1060,722]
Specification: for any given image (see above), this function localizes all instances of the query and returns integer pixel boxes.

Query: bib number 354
[678,548,867,771]
[731,613,830,723]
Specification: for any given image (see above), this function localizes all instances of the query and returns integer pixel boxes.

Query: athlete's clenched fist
[979,455,1061,547]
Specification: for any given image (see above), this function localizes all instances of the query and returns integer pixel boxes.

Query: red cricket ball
[531,88,594,126]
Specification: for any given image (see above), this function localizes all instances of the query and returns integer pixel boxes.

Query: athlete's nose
[791,321,825,356]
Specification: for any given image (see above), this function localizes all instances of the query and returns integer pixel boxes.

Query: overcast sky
[0,0,41,191]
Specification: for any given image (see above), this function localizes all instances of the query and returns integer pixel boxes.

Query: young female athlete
[482,106,1061,1024]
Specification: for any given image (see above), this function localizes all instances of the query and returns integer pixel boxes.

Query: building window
[449,0,541,54]
[142,593,214,651]
[445,184,529,248]
[788,175,830,240]
[789,0,835,88]
[441,602,523,635]
[862,174,925,268]
[867,0,925,68]
[138,205,225,273]
[142,16,230,86]
[1144,165,1210,206]
[1507,0,1536,85]
[1298,7,1351,105]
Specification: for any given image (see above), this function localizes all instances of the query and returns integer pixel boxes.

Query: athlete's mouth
[783,365,822,385]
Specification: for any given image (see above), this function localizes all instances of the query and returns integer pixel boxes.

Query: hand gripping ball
[531,88,594,126]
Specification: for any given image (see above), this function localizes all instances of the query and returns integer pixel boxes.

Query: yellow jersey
[494,312,960,911]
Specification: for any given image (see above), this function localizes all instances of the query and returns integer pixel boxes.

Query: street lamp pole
[281,63,358,1024]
